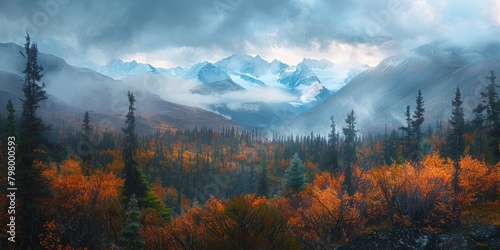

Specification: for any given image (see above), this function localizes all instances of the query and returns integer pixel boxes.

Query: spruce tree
[122,92,171,220]
[120,194,145,250]
[323,116,339,173]
[122,91,149,202]
[17,33,51,248]
[383,127,398,166]
[412,90,425,162]
[342,110,357,196]
[447,87,465,193]
[245,164,256,194]
[285,153,306,193]
[257,156,269,197]
[473,70,500,162]
[399,105,414,161]
[80,111,93,164]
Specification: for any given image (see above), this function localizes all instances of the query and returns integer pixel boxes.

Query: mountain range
[1,41,499,136]
[76,53,368,130]
[288,42,500,135]
[79,53,365,106]
[0,42,237,134]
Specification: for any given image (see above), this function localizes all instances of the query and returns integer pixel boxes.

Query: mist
[120,74,297,113]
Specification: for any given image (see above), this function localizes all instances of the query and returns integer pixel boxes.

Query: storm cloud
[1,0,499,67]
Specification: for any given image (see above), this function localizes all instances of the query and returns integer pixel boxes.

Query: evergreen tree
[322,116,339,173]
[120,194,145,250]
[473,70,500,162]
[17,33,51,248]
[383,127,398,166]
[285,153,306,193]
[5,99,17,137]
[80,111,93,164]
[412,90,425,161]
[245,164,256,194]
[484,71,500,125]
[121,92,171,220]
[257,156,269,197]
[399,105,414,161]
[122,91,149,202]
[342,110,357,196]
[447,87,465,193]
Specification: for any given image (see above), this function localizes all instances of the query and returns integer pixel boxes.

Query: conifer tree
[383,127,398,166]
[399,105,413,161]
[473,70,500,162]
[121,92,171,220]
[447,87,465,193]
[342,110,357,196]
[285,153,306,193]
[257,156,269,197]
[120,194,145,250]
[80,111,93,164]
[122,91,149,202]
[412,90,425,161]
[323,116,339,173]
[245,164,256,194]
[17,33,51,248]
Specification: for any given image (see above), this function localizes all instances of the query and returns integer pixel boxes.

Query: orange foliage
[289,172,363,248]
[43,159,124,248]
[140,208,173,249]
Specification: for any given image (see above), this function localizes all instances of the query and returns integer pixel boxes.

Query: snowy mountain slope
[78,59,162,79]
[0,42,237,133]
[287,42,500,135]
[76,53,368,108]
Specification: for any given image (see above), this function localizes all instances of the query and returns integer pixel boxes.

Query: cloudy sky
[1,0,499,68]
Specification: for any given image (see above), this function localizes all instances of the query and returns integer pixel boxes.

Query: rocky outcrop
[340,228,432,250]
[470,225,500,249]
[341,225,500,250]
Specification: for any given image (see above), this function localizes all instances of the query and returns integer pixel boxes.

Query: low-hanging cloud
[121,74,296,112]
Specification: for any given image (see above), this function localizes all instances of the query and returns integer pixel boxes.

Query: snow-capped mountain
[78,54,368,107]
[78,59,171,79]
[0,42,237,133]
[214,54,336,106]
[288,41,500,135]
[216,54,271,78]
[73,53,369,130]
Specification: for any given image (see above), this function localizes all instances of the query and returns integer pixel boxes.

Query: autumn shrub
[288,172,364,248]
[369,155,455,228]
[42,159,124,248]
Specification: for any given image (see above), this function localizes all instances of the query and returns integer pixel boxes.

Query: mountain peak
[216,54,270,77]
[300,58,333,69]
[107,58,124,65]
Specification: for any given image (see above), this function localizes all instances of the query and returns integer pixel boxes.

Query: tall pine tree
[399,105,414,161]
[121,91,171,220]
[257,155,269,197]
[446,87,465,193]
[17,33,51,248]
[473,70,500,163]
[322,116,339,173]
[343,110,357,196]
[122,91,149,202]
[412,90,425,162]
[80,111,93,166]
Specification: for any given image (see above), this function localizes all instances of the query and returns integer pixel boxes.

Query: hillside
[288,42,500,135]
